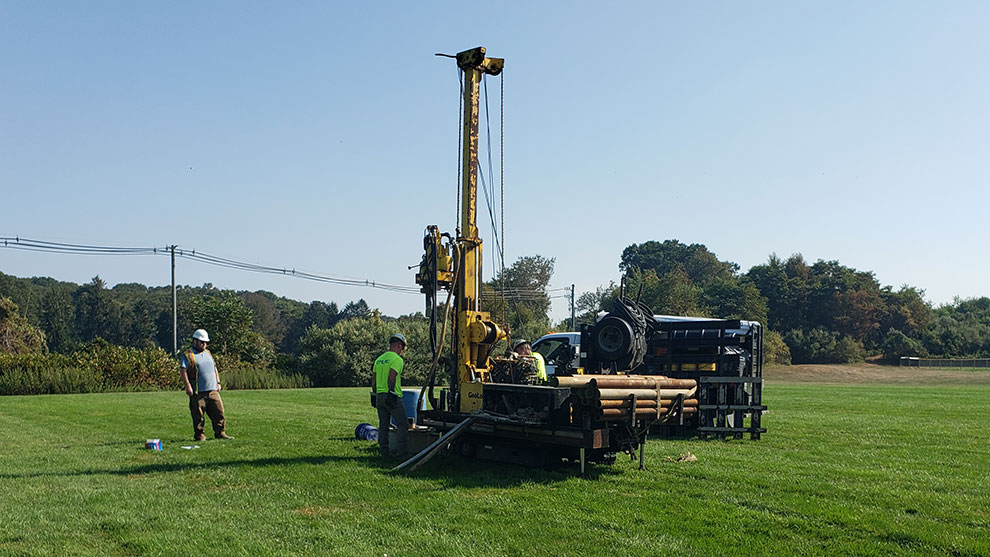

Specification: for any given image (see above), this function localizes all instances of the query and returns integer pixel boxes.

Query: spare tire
[593,316,634,360]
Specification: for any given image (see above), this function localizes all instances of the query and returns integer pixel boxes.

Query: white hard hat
[191,329,210,342]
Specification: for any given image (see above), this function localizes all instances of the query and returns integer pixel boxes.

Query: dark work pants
[189,390,226,439]
[376,392,407,457]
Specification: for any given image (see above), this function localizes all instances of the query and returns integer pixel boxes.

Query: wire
[0,237,160,255]
[1,237,422,295]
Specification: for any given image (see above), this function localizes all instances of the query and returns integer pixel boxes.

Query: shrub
[763,330,792,365]
[221,364,310,390]
[0,353,101,395]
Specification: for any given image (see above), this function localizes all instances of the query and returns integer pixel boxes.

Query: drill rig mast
[416,47,507,413]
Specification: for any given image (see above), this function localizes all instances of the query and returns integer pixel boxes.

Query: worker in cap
[372,333,408,457]
[179,329,233,441]
[512,339,547,384]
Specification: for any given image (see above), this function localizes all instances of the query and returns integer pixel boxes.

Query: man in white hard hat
[179,329,233,441]
[373,333,408,457]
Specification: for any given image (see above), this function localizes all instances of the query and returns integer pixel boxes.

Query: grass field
[1,367,988,556]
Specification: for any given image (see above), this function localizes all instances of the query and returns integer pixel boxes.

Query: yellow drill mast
[417,46,507,412]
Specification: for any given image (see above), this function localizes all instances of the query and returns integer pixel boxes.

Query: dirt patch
[765,363,990,386]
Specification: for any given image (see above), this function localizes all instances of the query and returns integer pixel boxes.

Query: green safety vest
[373,350,404,396]
[532,352,547,382]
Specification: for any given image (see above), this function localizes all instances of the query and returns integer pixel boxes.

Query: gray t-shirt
[180,349,219,393]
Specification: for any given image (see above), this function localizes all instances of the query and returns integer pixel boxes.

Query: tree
[623,267,701,317]
[882,329,925,360]
[73,276,123,344]
[242,291,290,348]
[620,240,737,287]
[339,299,371,320]
[882,286,932,338]
[283,300,340,354]
[39,284,76,353]
[919,297,990,357]
[747,254,809,332]
[484,255,555,342]
[575,282,619,325]
[297,313,432,387]
[186,292,272,363]
[0,297,47,354]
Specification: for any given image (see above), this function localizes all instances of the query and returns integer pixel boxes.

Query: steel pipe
[595,387,697,400]
[591,377,696,389]
[551,374,696,389]
[601,407,698,416]
[600,399,698,409]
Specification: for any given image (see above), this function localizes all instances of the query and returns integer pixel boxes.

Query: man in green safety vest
[373,333,408,457]
[512,339,548,385]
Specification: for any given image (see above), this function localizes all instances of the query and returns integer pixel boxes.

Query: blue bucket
[354,423,378,441]
[402,391,427,422]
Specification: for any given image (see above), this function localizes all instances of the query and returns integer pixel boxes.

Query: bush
[763,330,792,365]
[72,339,179,391]
[0,341,179,395]
[221,364,310,390]
[785,328,866,364]
[0,353,101,395]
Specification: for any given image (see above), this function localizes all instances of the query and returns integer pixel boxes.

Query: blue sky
[2,1,988,322]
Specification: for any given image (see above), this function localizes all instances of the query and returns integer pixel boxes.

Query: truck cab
[531,332,581,377]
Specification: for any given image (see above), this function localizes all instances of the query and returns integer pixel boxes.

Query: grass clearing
[1,371,988,556]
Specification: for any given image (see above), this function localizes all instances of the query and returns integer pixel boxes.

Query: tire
[593,316,633,360]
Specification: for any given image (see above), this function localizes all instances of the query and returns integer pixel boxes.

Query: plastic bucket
[402,391,427,421]
[354,423,379,441]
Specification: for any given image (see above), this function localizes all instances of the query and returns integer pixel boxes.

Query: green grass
[1,381,988,556]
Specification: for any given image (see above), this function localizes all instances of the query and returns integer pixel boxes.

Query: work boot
[194,434,206,442]
[216,433,234,440]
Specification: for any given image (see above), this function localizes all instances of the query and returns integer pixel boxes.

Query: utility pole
[170,245,177,356]
[570,284,576,331]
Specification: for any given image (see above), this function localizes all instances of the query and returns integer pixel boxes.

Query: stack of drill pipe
[561,375,698,422]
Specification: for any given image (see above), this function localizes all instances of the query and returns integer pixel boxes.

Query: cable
[1,237,160,255]
[1,237,422,295]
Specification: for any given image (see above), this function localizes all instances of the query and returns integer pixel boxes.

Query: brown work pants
[189,390,226,440]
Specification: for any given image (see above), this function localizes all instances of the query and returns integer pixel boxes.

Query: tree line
[574,240,990,364]
[2,238,989,394]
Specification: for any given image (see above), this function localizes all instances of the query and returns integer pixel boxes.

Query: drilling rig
[397,47,763,473]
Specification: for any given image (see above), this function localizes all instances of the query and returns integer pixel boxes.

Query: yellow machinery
[416,47,508,412]
[399,47,750,473]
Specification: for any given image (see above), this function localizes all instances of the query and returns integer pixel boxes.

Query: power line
[1,236,420,294]
[2,236,573,299]
[0,237,160,255]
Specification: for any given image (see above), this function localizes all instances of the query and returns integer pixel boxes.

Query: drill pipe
[600,407,697,419]
[594,387,698,400]
[599,398,698,409]
[551,375,696,389]
[592,377,696,389]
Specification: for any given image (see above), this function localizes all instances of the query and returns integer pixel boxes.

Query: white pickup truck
[531,332,581,377]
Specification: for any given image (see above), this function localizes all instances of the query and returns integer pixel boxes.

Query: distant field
[1,368,988,556]
[767,362,990,385]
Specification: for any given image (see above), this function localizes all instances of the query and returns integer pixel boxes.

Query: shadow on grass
[383,447,626,486]
[3,438,627,485]
[0,452,383,480]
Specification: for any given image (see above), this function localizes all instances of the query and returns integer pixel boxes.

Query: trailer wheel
[593,316,633,360]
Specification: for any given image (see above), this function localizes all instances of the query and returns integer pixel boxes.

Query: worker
[512,339,547,384]
[179,329,233,441]
[373,333,408,457]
